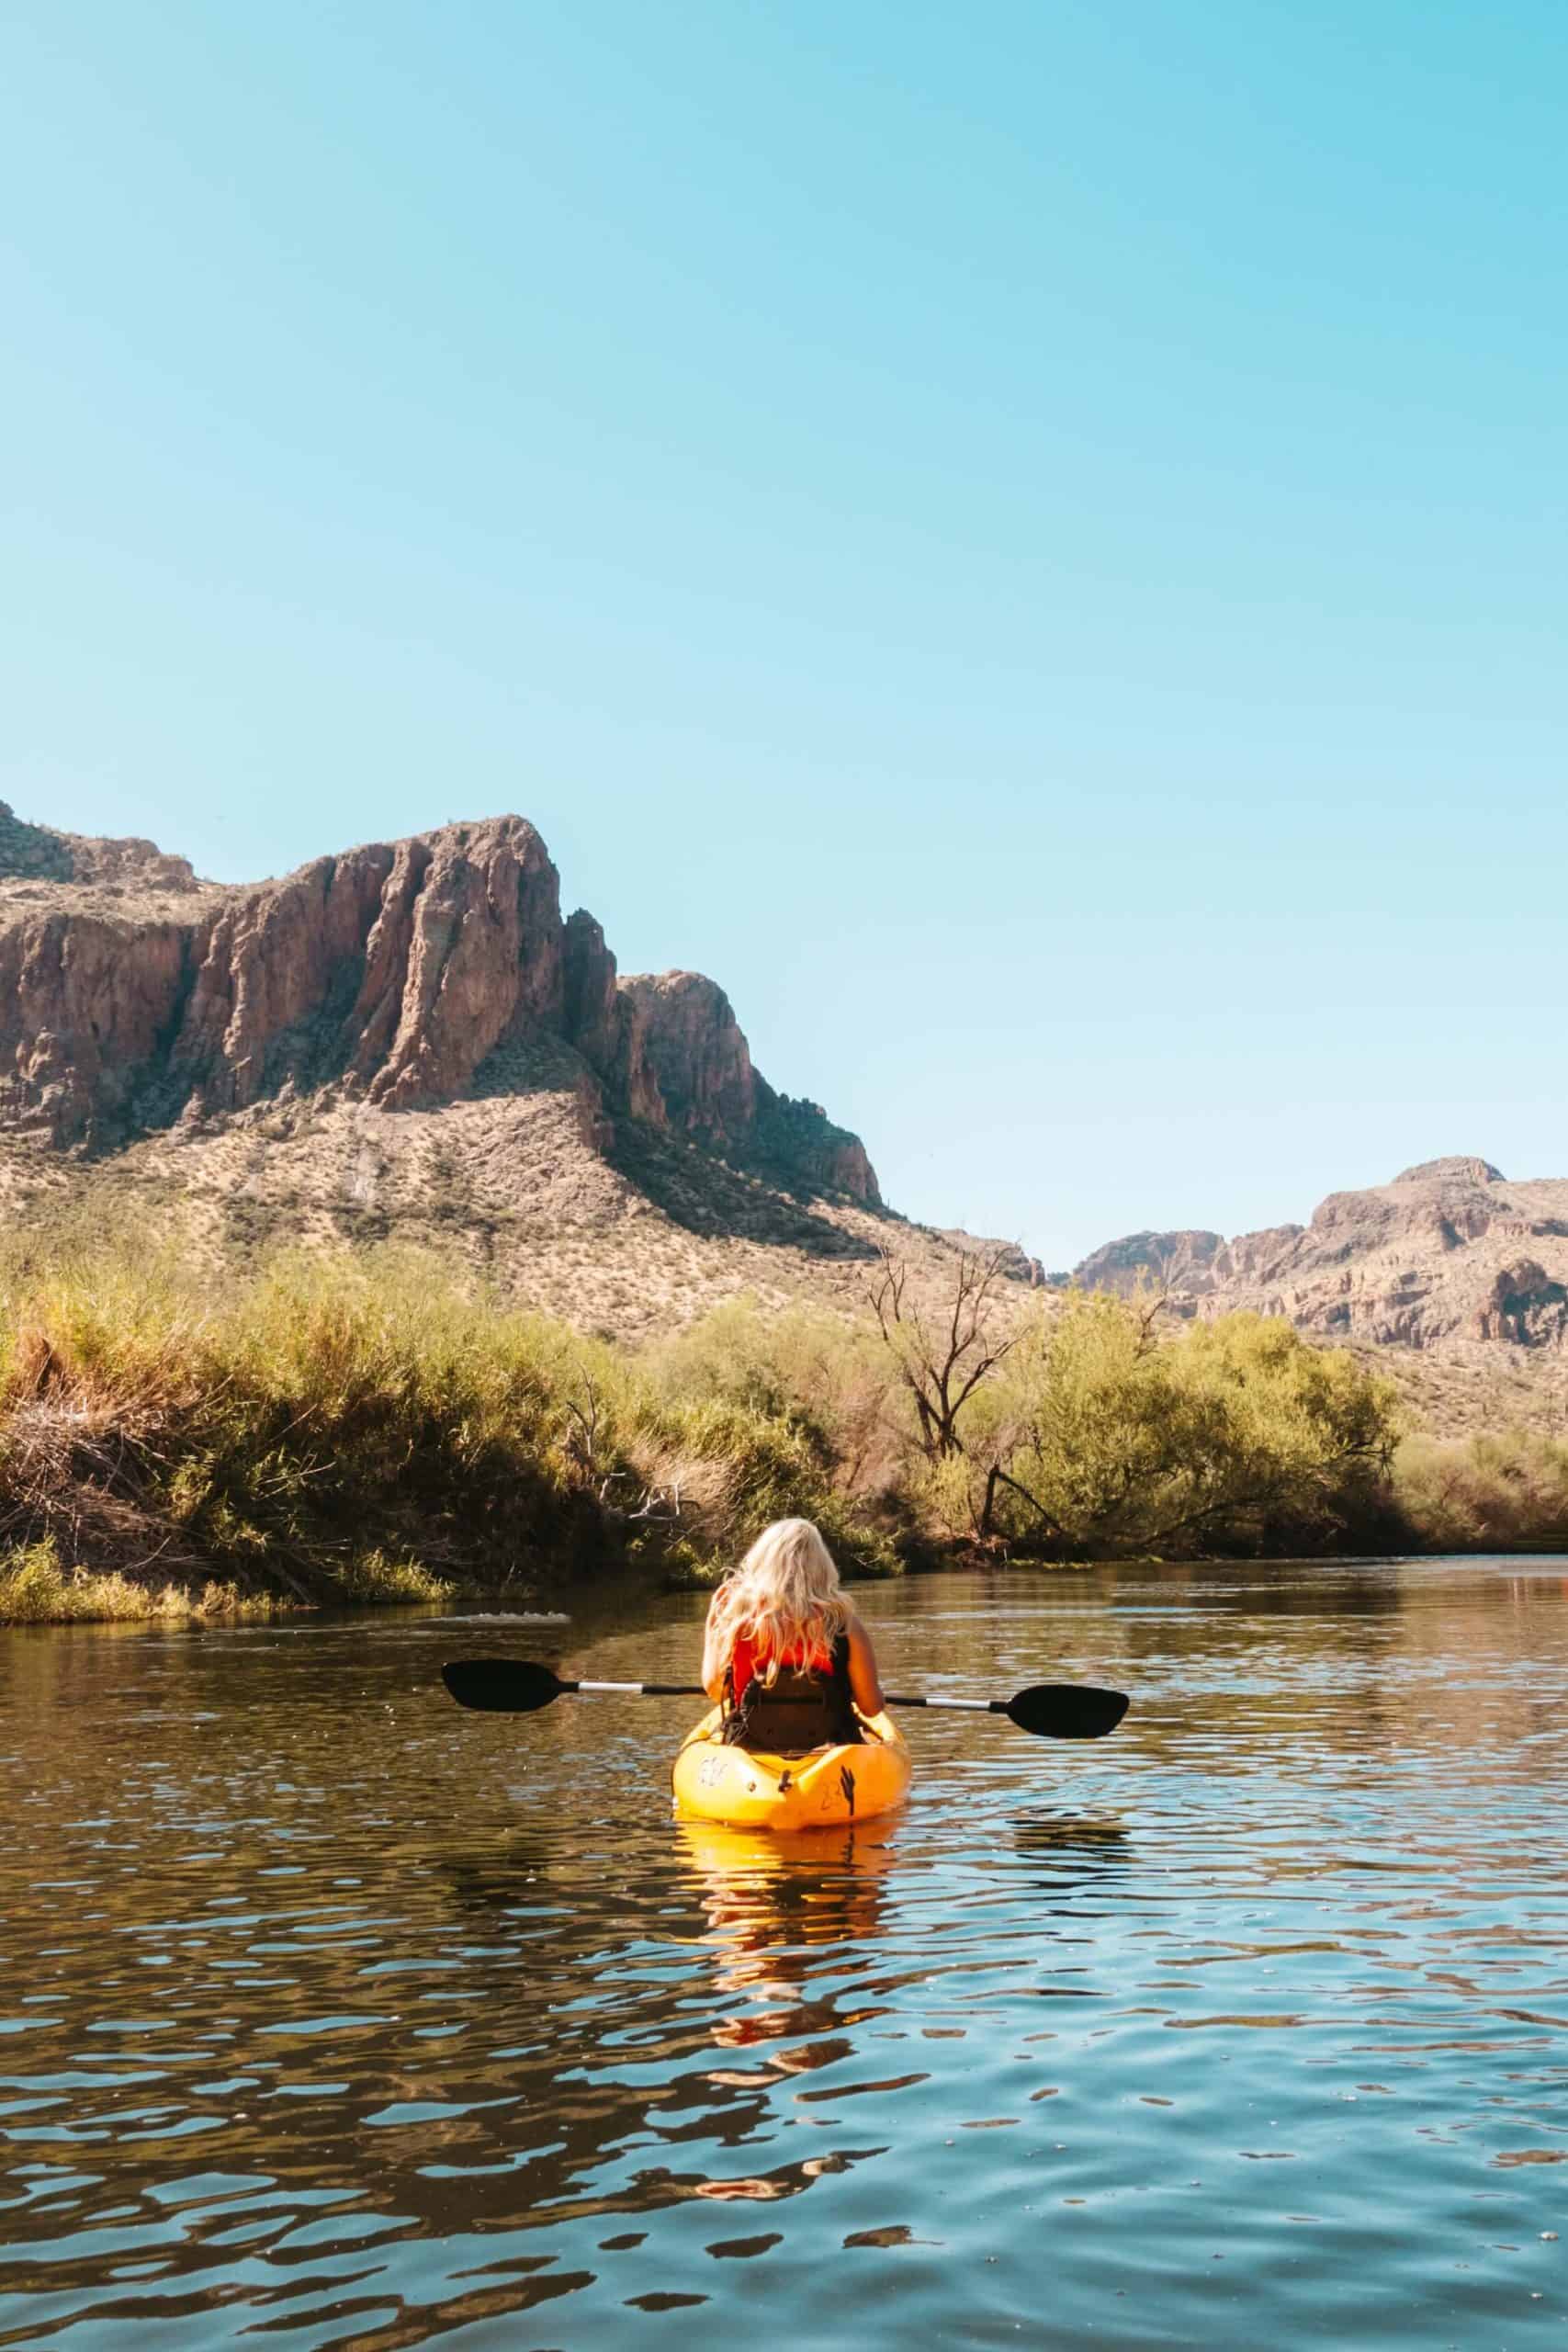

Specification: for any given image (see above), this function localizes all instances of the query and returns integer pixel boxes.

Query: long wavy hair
[713,1518,849,1681]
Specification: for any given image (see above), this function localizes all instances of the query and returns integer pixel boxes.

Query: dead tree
[866,1243,1020,1462]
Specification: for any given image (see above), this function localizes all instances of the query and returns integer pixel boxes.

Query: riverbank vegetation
[0,1245,899,1622]
[0,1238,1554,1623]
[0,1539,291,1624]
[1393,1429,1568,1552]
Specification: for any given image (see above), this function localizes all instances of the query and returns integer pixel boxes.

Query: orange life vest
[721,1630,858,1752]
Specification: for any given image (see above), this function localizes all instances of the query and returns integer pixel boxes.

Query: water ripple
[2,1559,1566,2345]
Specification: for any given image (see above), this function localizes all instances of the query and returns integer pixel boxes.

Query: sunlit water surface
[2,1560,1566,2347]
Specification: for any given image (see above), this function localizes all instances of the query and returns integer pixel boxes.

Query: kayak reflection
[674,1819,900,2059]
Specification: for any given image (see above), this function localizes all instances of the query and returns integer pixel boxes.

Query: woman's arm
[701,1588,735,1701]
[845,1613,885,1715]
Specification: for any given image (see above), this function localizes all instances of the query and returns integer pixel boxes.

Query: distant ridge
[1067,1158,1568,1351]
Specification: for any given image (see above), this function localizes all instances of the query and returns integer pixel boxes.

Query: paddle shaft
[565,1677,702,1698]
[441,1658,1128,1737]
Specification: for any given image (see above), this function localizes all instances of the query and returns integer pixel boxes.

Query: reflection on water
[2,1560,1566,2346]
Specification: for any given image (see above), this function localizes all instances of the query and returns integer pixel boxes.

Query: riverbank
[4,1239,1563,1624]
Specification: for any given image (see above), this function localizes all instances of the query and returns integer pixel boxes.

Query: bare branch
[864,1243,1019,1462]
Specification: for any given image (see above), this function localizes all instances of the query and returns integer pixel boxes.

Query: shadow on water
[1009,1809,1130,1870]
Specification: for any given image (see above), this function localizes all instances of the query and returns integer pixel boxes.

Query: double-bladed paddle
[441,1657,1129,1740]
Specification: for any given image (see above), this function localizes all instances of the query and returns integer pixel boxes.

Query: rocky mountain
[0,801,981,1333]
[0,802,876,1194]
[1068,1157,1568,1353]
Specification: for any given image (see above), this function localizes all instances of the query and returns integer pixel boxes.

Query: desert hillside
[4,801,1567,1617]
[0,802,1032,1331]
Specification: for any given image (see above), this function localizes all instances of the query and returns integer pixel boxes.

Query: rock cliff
[1069,1159,1568,1350]
[0,807,881,1204]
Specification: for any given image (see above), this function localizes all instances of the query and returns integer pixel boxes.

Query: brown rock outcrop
[560,912,661,1130]
[1472,1260,1568,1344]
[0,807,880,1202]
[752,1087,881,1204]
[366,819,564,1108]
[1075,1159,1568,1351]
[170,847,396,1116]
[619,972,756,1147]
[1394,1155,1504,1187]
[1069,1229,1224,1300]
[0,911,192,1142]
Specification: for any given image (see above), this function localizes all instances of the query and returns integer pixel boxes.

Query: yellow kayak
[671,1705,911,1830]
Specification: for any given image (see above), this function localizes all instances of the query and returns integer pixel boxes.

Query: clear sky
[5,1,1564,1267]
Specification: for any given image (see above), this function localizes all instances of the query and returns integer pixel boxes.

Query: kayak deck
[671,1705,911,1830]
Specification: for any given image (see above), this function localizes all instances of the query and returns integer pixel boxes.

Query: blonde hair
[713,1518,849,1681]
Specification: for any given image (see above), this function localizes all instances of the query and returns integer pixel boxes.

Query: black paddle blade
[1004,1683,1130,1740]
[441,1658,563,1714]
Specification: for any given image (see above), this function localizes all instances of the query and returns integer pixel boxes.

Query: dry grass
[1369,1342,1568,1442]
[336,1549,456,1604]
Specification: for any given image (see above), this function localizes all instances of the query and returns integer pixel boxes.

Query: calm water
[2,1560,1566,2349]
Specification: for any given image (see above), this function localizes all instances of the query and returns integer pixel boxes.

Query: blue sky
[4,1,1564,1265]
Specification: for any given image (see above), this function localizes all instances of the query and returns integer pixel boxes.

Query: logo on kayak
[839,1764,856,1816]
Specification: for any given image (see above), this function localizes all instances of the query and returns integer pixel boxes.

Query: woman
[702,1518,885,1751]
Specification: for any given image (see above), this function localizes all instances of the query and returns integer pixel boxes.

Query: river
[2,1558,1565,2347]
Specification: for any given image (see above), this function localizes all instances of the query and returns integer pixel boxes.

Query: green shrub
[961,1295,1403,1557]
[19,1230,1540,1621]
[337,1549,457,1604]
[0,1247,904,1615]
[1393,1430,1568,1551]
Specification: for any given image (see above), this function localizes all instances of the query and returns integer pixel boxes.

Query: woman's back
[701,1519,884,1755]
[727,1628,834,1704]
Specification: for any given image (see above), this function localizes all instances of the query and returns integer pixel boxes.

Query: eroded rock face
[171,848,396,1115]
[0,808,879,1200]
[619,972,756,1147]
[560,912,661,1130]
[752,1085,881,1204]
[0,913,193,1141]
[1074,1159,1568,1351]
[366,820,564,1110]
[1473,1260,1568,1344]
